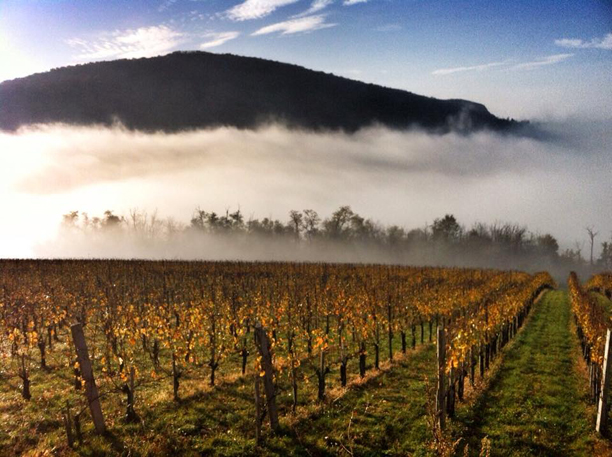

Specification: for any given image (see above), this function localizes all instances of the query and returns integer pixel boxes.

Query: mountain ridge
[0,51,525,133]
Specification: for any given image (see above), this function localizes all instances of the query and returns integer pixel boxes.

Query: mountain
[0,51,523,133]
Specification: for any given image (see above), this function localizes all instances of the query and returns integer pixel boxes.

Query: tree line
[60,206,610,274]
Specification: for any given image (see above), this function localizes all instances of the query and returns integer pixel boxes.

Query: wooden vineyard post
[254,373,262,444]
[124,366,139,423]
[254,323,280,432]
[70,323,106,434]
[62,402,74,448]
[596,329,612,435]
[447,363,455,417]
[437,324,446,431]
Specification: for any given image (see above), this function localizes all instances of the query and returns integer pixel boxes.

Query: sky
[0,0,611,259]
[1,0,611,120]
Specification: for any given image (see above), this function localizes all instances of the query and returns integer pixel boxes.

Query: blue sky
[1,0,611,119]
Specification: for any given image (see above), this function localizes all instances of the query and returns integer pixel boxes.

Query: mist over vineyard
[42,205,603,283]
[1,118,610,270]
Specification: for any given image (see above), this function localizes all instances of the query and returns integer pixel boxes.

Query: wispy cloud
[433,53,573,76]
[374,24,401,32]
[227,0,300,21]
[555,33,612,50]
[252,15,337,35]
[200,31,240,49]
[512,53,573,70]
[432,61,507,76]
[158,0,179,12]
[189,10,209,22]
[293,0,334,17]
[67,26,185,60]
[343,0,368,4]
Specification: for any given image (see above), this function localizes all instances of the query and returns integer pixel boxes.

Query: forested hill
[0,51,523,133]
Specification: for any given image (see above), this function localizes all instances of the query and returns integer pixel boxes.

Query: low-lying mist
[0,119,610,274]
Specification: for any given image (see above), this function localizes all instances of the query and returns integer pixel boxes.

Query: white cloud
[512,53,573,70]
[432,61,507,76]
[67,26,185,60]
[555,33,612,50]
[200,31,240,49]
[554,38,583,48]
[343,0,368,4]
[293,0,334,17]
[226,0,300,21]
[252,15,337,35]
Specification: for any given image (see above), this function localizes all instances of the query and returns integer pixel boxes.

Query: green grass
[0,326,439,456]
[5,292,612,456]
[110,342,438,456]
[456,290,596,456]
[280,344,437,456]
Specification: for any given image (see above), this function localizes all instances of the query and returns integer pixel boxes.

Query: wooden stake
[62,402,74,448]
[596,329,612,435]
[436,325,446,430]
[447,363,455,417]
[254,323,279,432]
[254,373,262,444]
[70,323,106,434]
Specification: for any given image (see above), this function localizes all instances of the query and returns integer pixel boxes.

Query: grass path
[458,290,595,456]
[281,344,437,456]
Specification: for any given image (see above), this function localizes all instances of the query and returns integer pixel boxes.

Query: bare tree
[62,211,80,227]
[129,208,150,236]
[288,210,303,240]
[586,226,599,266]
[302,209,320,241]
[574,240,585,263]
[165,217,182,238]
[149,210,160,239]
[324,206,354,239]
[129,208,139,232]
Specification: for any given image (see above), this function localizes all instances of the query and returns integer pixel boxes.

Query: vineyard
[587,273,612,301]
[1,260,612,456]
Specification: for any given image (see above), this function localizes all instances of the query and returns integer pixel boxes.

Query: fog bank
[0,120,610,263]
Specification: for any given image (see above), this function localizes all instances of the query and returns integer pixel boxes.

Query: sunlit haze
[0,121,610,258]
